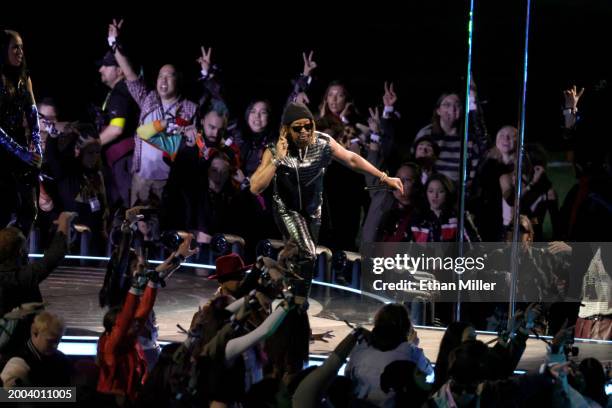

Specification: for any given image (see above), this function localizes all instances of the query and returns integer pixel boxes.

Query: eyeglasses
[291,123,313,133]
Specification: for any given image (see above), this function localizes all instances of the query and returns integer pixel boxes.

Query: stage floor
[41,265,611,373]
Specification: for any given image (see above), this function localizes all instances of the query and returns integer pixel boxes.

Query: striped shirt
[415,124,480,183]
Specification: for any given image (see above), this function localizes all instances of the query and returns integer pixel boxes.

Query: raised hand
[295,92,310,105]
[197,46,213,73]
[524,303,542,329]
[563,85,584,109]
[233,168,246,185]
[383,81,397,107]
[340,102,354,120]
[184,125,197,147]
[108,18,123,43]
[552,319,575,347]
[368,107,381,134]
[302,50,318,77]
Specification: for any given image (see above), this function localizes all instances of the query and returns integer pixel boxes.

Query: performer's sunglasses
[291,123,313,133]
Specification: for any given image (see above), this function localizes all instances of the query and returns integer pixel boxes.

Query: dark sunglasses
[291,123,313,133]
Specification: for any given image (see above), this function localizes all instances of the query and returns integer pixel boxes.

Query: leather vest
[273,132,333,221]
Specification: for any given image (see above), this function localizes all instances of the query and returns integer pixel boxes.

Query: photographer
[208,253,252,298]
[139,258,288,406]
[100,206,178,373]
[293,327,371,408]
[96,230,197,406]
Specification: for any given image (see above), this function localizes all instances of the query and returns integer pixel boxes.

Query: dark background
[3,0,611,151]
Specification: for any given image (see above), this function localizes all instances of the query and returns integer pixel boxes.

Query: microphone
[364,184,392,191]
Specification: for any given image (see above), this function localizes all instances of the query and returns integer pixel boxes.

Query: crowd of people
[0,18,611,407]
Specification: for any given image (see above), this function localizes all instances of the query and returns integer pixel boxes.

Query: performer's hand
[383,81,397,108]
[276,128,289,160]
[28,152,42,169]
[302,50,318,77]
[385,176,404,195]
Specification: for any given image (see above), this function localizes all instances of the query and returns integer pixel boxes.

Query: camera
[211,233,246,255]
[138,208,159,221]
[563,344,579,358]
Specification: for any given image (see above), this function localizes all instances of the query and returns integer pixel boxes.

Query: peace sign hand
[302,50,318,77]
[368,107,381,134]
[383,81,397,108]
[108,19,123,40]
[197,46,213,73]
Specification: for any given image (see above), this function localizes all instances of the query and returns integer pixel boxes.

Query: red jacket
[96,284,157,401]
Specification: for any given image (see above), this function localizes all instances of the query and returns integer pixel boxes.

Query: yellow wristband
[109,117,126,129]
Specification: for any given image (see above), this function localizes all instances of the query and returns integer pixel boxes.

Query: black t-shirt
[102,80,139,153]
[5,340,72,387]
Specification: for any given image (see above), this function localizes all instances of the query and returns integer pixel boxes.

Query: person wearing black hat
[250,101,402,382]
[97,46,139,211]
[250,102,403,299]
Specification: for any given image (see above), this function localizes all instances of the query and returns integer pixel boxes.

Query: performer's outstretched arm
[328,136,404,194]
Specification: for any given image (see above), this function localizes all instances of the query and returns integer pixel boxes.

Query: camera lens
[212,234,230,254]
[160,231,183,251]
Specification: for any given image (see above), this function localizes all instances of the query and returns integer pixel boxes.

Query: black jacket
[0,231,67,317]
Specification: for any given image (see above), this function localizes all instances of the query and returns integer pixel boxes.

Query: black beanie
[281,102,314,126]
